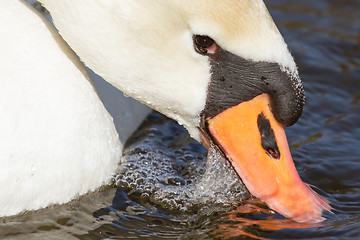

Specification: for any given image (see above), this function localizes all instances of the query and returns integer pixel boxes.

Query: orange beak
[207,94,331,223]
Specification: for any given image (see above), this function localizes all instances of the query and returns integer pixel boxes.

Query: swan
[2,0,330,222]
[0,0,150,217]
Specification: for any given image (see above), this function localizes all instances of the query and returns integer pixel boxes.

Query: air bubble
[114,112,249,214]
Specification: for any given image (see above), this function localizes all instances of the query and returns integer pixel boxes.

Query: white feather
[0,0,148,217]
[38,0,299,139]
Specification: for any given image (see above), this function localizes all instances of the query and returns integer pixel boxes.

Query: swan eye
[193,35,217,55]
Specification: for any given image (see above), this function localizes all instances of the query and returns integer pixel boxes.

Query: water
[2,0,360,239]
[115,113,248,213]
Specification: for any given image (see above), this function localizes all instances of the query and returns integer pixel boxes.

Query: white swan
[0,0,149,217]
[1,0,330,222]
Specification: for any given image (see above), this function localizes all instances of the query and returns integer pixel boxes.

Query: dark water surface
[2,0,360,239]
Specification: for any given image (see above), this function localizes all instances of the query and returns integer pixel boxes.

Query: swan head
[39,0,330,222]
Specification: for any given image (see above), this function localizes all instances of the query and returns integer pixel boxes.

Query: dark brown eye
[193,35,217,55]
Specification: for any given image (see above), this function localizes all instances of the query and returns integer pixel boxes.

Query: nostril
[266,147,280,159]
[257,113,281,160]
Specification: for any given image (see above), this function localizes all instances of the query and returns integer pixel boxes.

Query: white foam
[114,114,249,213]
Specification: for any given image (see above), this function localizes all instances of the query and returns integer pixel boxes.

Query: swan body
[1,0,330,222]
[0,0,149,217]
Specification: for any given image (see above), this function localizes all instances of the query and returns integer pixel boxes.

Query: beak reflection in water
[207,94,331,223]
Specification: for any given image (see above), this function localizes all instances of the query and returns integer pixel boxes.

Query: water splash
[195,145,248,206]
[114,112,248,215]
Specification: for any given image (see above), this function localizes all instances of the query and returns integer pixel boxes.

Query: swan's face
[39,0,301,137]
[39,0,329,222]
